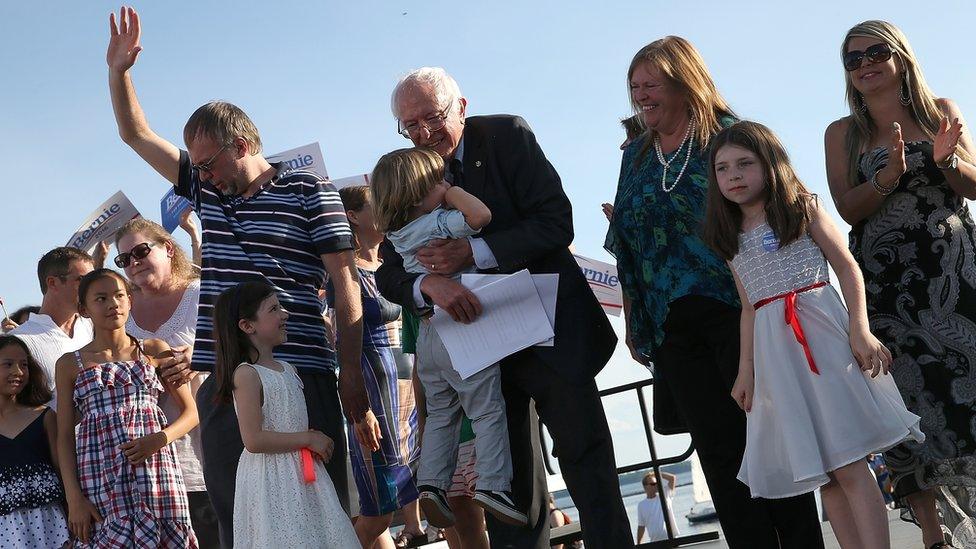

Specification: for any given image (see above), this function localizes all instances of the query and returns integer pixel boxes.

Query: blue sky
[3,1,975,464]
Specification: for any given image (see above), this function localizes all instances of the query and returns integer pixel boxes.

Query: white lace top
[730,224,829,305]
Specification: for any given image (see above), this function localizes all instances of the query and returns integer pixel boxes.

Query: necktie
[449,157,465,186]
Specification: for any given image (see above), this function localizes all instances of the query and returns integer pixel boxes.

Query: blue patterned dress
[329,267,420,516]
[606,129,739,362]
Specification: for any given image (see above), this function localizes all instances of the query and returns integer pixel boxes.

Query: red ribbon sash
[752,281,828,375]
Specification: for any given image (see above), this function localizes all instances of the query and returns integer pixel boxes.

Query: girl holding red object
[703,121,923,549]
[210,281,358,548]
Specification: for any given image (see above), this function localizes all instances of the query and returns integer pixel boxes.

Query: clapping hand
[879,122,907,185]
[934,116,963,166]
[107,6,142,73]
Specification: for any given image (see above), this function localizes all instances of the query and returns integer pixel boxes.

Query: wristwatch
[937,153,959,171]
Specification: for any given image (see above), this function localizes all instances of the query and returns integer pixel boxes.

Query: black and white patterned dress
[852,141,976,544]
[0,407,69,549]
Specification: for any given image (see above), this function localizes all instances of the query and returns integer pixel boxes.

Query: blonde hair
[370,148,445,233]
[114,218,199,287]
[842,20,970,185]
[628,36,736,164]
[183,101,263,154]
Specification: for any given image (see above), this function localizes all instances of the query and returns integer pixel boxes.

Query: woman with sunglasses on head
[112,217,221,548]
[825,20,976,549]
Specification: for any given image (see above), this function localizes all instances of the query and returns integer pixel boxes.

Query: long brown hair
[702,121,813,261]
[627,36,736,165]
[841,20,971,186]
[114,218,199,288]
[0,335,52,407]
[211,281,277,403]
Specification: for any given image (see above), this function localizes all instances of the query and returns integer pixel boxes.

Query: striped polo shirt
[175,150,353,374]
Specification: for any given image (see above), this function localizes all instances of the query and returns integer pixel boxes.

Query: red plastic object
[300,448,316,484]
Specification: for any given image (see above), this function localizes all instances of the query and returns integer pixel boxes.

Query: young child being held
[0,335,69,548]
[370,147,527,528]
[702,121,923,549]
[211,281,358,548]
[54,269,199,546]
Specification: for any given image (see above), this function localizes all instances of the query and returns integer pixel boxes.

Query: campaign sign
[330,174,370,190]
[66,191,141,253]
[267,142,328,180]
[574,254,623,316]
[160,187,193,233]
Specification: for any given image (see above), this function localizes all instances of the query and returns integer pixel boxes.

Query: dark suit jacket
[376,115,617,383]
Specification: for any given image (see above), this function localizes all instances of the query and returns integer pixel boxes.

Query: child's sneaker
[418,485,456,528]
[473,489,528,526]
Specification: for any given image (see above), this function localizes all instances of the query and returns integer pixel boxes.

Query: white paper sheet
[432,269,554,379]
[461,273,558,346]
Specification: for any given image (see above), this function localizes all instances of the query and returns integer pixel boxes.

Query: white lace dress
[232,361,358,548]
[731,224,925,499]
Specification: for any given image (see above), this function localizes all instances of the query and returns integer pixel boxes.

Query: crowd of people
[1,6,975,549]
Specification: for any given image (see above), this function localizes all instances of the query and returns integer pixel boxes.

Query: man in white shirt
[10,247,95,409]
[12,247,192,409]
[636,470,679,543]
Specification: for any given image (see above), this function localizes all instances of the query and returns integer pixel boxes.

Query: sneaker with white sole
[473,489,528,526]
[418,485,456,528]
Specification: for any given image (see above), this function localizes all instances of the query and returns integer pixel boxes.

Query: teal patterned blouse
[606,126,740,362]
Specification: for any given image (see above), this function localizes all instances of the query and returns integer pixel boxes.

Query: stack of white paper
[431,269,557,379]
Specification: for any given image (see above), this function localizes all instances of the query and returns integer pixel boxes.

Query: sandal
[394,529,426,548]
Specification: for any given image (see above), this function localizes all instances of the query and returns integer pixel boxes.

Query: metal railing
[540,377,720,548]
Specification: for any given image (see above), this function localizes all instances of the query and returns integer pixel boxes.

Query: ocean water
[552,471,721,542]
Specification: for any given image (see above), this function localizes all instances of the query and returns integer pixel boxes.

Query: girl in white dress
[702,121,924,549]
[211,281,358,549]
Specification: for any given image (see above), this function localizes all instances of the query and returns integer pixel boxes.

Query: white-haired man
[376,67,632,549]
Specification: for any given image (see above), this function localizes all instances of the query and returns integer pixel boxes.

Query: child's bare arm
[445,186,492,230]
[234,365,322,454]
[147,340,199,444]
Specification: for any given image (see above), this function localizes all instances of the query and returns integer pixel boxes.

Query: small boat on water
[685,453,719,524]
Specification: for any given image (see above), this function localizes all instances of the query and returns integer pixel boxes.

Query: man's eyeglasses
[191,144,230,173]
[114,242,156,268]
[397,102,454,139]
[843,43,893,72]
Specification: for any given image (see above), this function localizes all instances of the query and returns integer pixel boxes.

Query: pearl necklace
[654,119,696,193]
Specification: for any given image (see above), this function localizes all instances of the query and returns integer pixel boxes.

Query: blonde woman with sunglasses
[825,20,976,549]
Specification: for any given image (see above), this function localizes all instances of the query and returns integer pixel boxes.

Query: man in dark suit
[376,67,633,549]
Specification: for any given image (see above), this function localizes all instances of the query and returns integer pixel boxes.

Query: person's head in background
[11,306,40,325]
[620,115,643,150]
[36,247,95,314]
[642,471,660,498]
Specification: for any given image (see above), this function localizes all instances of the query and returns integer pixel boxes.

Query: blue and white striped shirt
[176,150,353,374]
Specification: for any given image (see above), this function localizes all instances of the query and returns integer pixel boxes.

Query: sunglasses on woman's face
[843,43,893,72]
[114,242,155,268]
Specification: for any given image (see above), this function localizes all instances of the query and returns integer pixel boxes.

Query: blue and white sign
[762,230,780,252]
[160,187,192,233]
[66,190,141,253]
[574,254,622,316]
[267,142,328,180]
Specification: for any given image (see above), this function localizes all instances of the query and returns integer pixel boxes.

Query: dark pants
[197,370,349,549]
[486,351,633,549]
[187,491,220,549]
[656,296,824,549]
